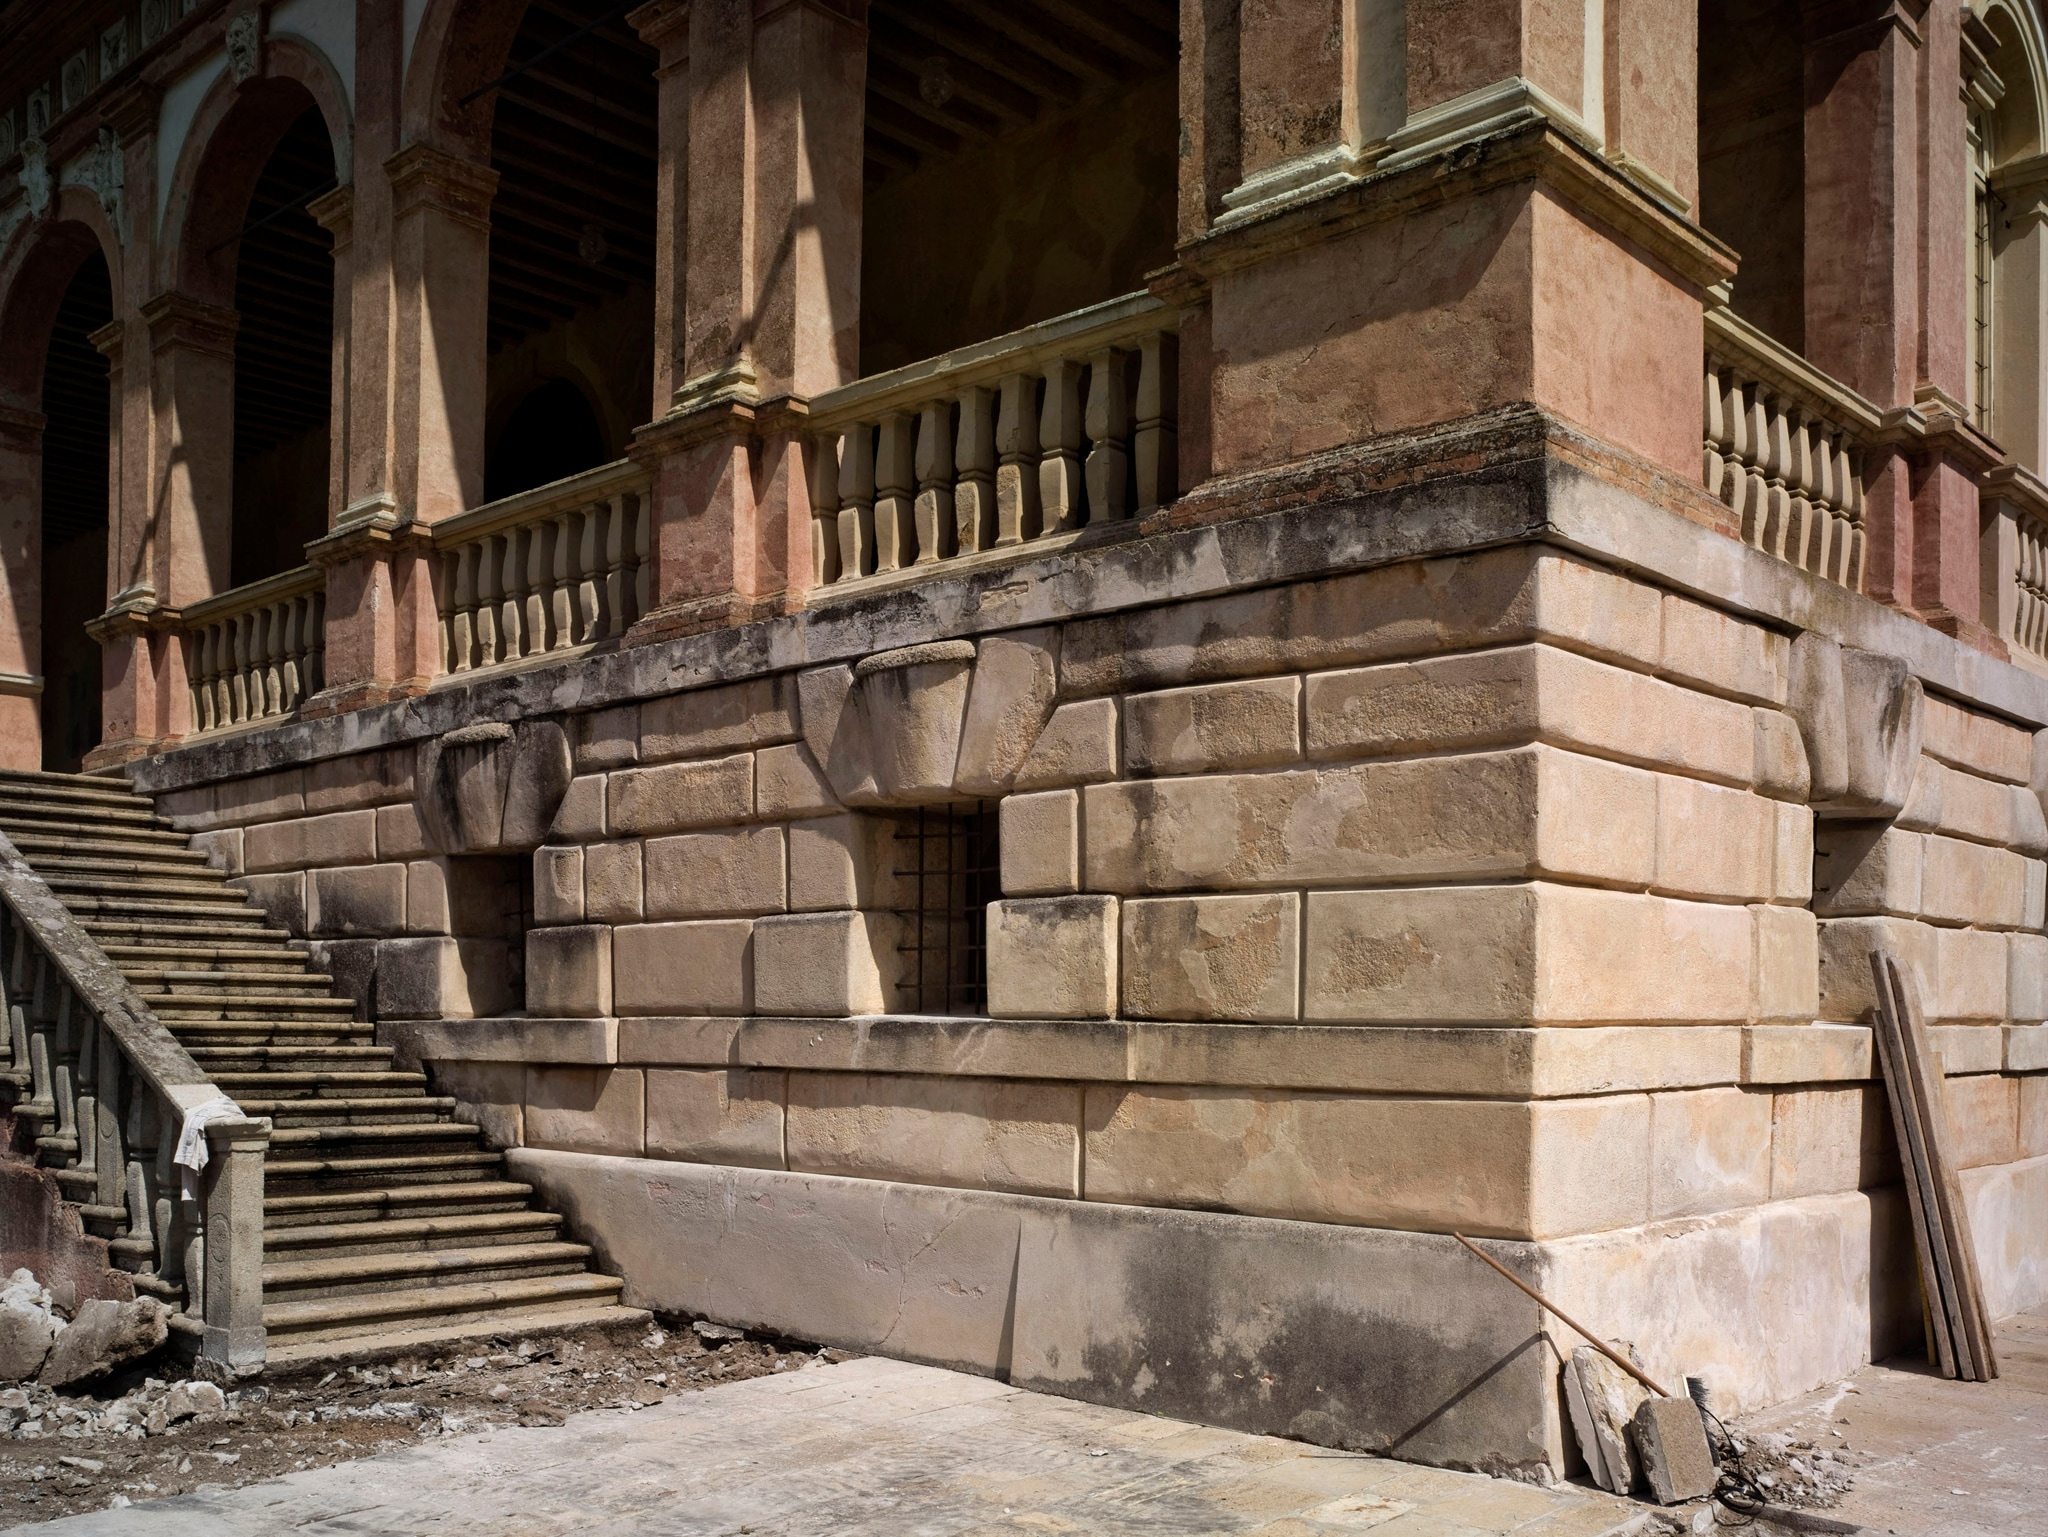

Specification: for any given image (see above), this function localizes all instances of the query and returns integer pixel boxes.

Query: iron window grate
[893,803,1000,1015]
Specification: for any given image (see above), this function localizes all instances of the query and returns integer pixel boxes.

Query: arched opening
[856,1,1178,376]
[37,253,112,772]
[483,376,607,502]
[1697,0,1805,349]
[1975,4,2047,461]
[481,0,657,501]
[229,103,337,587]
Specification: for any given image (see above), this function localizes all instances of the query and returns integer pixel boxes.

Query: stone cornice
[384,143,498,230]
[140,291,238,351]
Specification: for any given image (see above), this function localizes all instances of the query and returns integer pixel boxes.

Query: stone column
[0,406,43,770]
[140,294,237,607]
[631,0,688,415]
[631,0,866,638]
[1992,167,2048,472]
[199,1116,269,1375]
[309,187,354,523]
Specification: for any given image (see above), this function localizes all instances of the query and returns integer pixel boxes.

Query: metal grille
[893,803,1000,1015]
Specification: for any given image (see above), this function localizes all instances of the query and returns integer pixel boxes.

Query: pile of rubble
[1721,1428,1857,1508]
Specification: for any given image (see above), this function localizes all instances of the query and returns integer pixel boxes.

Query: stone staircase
[0,767,644,1365]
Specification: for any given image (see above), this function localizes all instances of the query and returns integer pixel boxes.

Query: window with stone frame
[889,803,1000,1016]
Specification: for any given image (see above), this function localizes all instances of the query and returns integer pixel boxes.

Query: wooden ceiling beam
[1026,0,1176,68]
[866,66,1004,144]
[948,0,1127,88]
[875,6,1086,104]
[867,24,1042,123]
[864,95,965,157]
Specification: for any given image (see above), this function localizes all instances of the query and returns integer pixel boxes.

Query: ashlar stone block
[1123,676,1302,778]
[1771,801,1814,904]
[405,859,452,936]
[376,802,431,859]
[1922,693,2032,783]
[1770,1085,1889,1199]
[1943,1073,2019,1168]
[1013,697,1119,789]
[1752,708,1812,802]
[608,753,754,837]
[583,840,645,923]
[527,925,614,1017]
[999,790,1080,897]
[987,897,1118,1019]
[525,1067,646,1157]
[612,920,754,1016]
[1816,915,1937,1023]
[1753,904,1819,1023]
[308,863,407,937]
[954,628,1060,797]
[645,1068,786,1169]
[2010,933,2048,1023]
[1937,926,2009,1023]
[1648,1087,1773,1219]
[756,742,841,818]
[1658,594,1786,705]
[1654,775,1775,902]
[231,871,306,933]
[786,1073,1081,1197]
[533,846,584,925]
[1813,824,1922,918]
[245,809,378,873]
[377,936,481,1020]
[1921,836,2025,929]
[1121,893,1301,1022]
[1302,883,1754,1024]
[1742,1023,1874,1084]
[1084,745,1655,895]
[551,774,607,841]
[788,815,881,912]
[644,825,785,919]
[574,703,640,770]
[190,828,243,875]
[640,674,798,764]
[753,911,889,1017]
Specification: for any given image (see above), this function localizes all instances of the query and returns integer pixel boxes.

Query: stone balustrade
[181,567,327,734]
[1704,304,1877,593]
[432,459,652,676]
[1980,464,2048,672]
[0,831,266,1371]
[806,293,1179,588]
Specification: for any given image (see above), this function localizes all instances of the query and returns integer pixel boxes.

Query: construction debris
[1632,1395,1717,1504]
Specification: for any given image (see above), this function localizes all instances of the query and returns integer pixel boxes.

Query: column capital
[88,318,125,365]
[307,184,355,247]
[628,0,689,56]
[0,404,47,446]
[384,142,498,230]
[140,291,238,355]
[99,80,163,141]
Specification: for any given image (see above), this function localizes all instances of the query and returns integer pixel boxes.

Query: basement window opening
[892,803,999,1016]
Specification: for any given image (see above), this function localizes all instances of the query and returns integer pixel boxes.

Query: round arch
[159,34,353,305]
[402,0,530,161]
[0,191,124,410]
[1980,0,2047,166]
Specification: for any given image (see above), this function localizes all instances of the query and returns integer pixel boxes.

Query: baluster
[230,614,252,724]
[451,542,478,672]
[124,1159,151,1265]
[499,528,526,661]
[95,1033,123,1206]
[994,371,1040,546]
[604,495,630,636]
[210,623,232,730]
[270,603,290,715]
[1084,346,1132,525]
[633,490,651,624]
[838,423,877,579]
[873,414,916,572]
[475,536,501,664]
[279,599,302,711]
[809,435,843,585]
[526,516,554,654]
[1719,374,1751,519]
[434,544,457,675]
[1039,358,1085,534]
[1784,418,1816,572]
[186,630,208,733]
[551,509,576,644]
[954,386,997,553]
[912,402,955,567]
[577,506,604,642]
[1134,332,1178,516]
[1702,363,1724,498]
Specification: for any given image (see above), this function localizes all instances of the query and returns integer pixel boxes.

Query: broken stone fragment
[37,1297,170,1390]
[1570,1346,1648,1495]
[1631,1394,1718,1504]
[0,1270,65,1383]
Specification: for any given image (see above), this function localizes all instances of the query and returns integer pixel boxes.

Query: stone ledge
[400,1015,1891,1098]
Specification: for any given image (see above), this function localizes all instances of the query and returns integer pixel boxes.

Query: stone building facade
[1,0,2045,1478]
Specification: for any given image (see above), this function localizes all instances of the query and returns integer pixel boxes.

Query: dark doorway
[483,377,608,502]
[38,253,112,772]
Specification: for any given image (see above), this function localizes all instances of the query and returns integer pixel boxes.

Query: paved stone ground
[12,1356,1648,1537]
[1735,1309,2048,1537]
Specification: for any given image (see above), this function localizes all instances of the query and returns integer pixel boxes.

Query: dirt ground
[0,1315,844,1524]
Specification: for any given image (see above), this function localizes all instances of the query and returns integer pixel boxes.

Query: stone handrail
[429,459,652,676]
[0,827,266,1371]
[806,292,1180,587]
[1980,464,2048,671]
[1704,304,1878,592]
[179,565,326,734]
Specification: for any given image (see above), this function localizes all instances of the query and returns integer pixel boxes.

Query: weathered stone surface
[1082,1086,1649,1238]
[0,1271,61,1382]
[1770,801,1814,903]
[999,790,1079,897]
[1084,746,1655,894]
[788,815,880,911]
[1123,676,1302,777]
[755,742,840,818]
[1302,884,1755,1024]
[1936,925,2009,1023]
[1012,698,1119,789]
[954,629,1060,797]
[645,1068,786,1168]
[1943,1073,2018,1168]
[405,858,452,935]
[1302,644,1754,786]
[857,645,976,803]
[613,920,754,1015]
[1753,903,1819,1023]
[1570,1347,1646,1493]
[377,936,478,1020]
[1654,775,1775,901]
[641,674,799,763]
[429,1059,524,1148]
[1928,1024,2004,1074]
[1120,893,1300,1022]
[306,747,414,812]
[308,863,407,937]
[230,871,306,933]
[797,664,876,804]
[608,753,754,836]
[525,1066,646,1157]
[1921,835,2025,928]
[583,839,644,923]
[574,703,640,770]
[376,801,431,859]
[752,912,888,1017]
[1923,693,2033,783]
[190,827,244,876]
[786,1072,1081,1197]
[1791,636,1923,818]
[418,718,573,853]
[1648,1087,1772,1219]
[1743,1024,1873,1084]
[1658,593,1787,706]
[1816,915,1937,1023]
[534,845,584,925]
[644,826,786,918]
[245,809,377,873]
[1788,630,1848,804]
[1632,1393,1716,1503]
[551,774,607,840]
[988,897,1118,1019]
[527,925,614,1017]
[1770,1085,1888,1199]
[38,1297,169,1389]
[2011,934,2048,1023]
[1752,707,1811,802]
[1814,823,1922,918]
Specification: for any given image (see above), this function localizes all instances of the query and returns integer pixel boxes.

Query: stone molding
[384,143,498,230]
[140,290,238,355]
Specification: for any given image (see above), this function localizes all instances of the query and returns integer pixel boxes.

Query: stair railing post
[199,1116,270,1375]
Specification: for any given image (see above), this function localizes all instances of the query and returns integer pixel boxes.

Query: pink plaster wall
[1237,0,1343,175]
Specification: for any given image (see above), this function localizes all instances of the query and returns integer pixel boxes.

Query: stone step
[261,1301,649,1365]
[264,1180,540,1226]
[169,1023,382,1050]
[99,940,312,971]
[44,875,235,905]
[210,1071,430,1098]
[144,991,363,1017]
[126,969,339,995]
[261,1274,632,1344]
[262,1241,596,1302]
[62,887,264,914]
[266,1123,484,1155]
[4,833,211,864]
[0,766,146,798]
[16,850,220,879]
[264,1210,564,1259]
[239,1097,457,1128]
[188,1045,397,1069]
[0,798,163,829]
[263,1150,507,1185]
